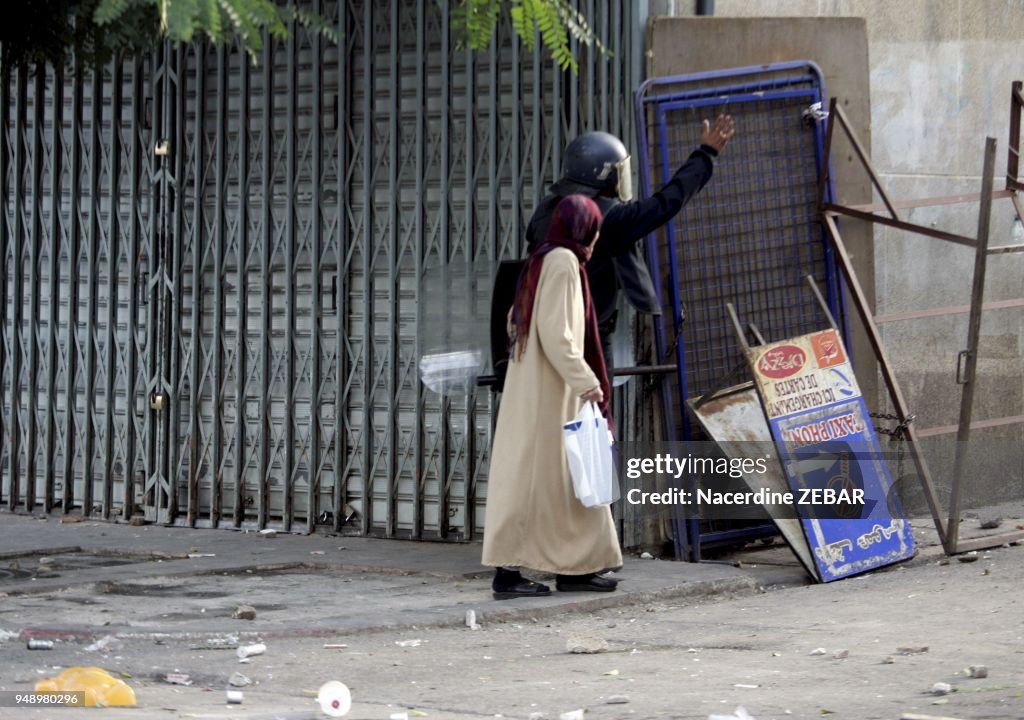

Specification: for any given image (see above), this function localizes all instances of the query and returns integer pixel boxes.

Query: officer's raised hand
[701,114,735,153]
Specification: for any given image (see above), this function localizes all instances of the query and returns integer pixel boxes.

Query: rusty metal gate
[0,0,641,538]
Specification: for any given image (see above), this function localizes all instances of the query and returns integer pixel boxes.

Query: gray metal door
[1,58,155,521]
[3,0,641,538]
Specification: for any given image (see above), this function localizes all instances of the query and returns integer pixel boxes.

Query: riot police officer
[525,115,736,368]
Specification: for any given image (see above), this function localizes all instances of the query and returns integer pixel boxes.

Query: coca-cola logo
[758,345,806,379]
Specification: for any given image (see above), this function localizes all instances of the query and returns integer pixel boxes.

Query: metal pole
[822,214,947,545]
[360,0,375,536]
[824,204,976,249]
[438,0,452,540]
[386,0,400,539]
[259,38,273,528]
[1007,81,1022,190]
[585,0,595,131]
[165,43,187,524]
[530,13,541,210]
[0,68,9,507]
[143,44,164,520]
[284,17,298,532]
[551,32,562,182]
[746,323,767,347]
[473,5,502,542]
[832,103,900,221]
[234,41,250,527]
[595,0,608,132]
[213,44,228,526]
[945,137,998,553]
[337,1,354,536]
[805,275,839,331]
[26,66,46,512]
[83,60,104,517]
[102,58,124,520]
[44,66,65,514]
[8,65,27,511]
[816,98,837,210]
[725,303,750,352]
[696,0,715,15]
[187,46,205,527]
[449,25,477,541]
[124,56,142,520]
[568,2,578,140]
[64,59,85,515]
[309,0,323,534]
[412,0,427,540]
[611,364,677,377]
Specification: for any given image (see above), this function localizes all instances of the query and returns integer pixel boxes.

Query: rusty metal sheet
[688,383,816,579]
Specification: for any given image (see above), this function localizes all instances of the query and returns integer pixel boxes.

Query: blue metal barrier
[634,62,848,560]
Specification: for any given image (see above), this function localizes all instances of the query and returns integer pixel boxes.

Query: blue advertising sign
[748,329,916,581]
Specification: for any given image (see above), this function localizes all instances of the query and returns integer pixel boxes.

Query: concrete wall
[648,0,1024,510]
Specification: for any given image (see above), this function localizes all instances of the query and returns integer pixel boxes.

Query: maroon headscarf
[510,195,613,427]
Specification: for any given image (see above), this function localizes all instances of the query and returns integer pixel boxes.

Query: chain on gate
[871,411,916,514]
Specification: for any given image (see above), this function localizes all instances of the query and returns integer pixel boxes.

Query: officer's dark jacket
[525,145,717,324]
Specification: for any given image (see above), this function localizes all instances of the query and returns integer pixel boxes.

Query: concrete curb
[2,559,470,597]
[15,574,762,644]
[0,545,83,561]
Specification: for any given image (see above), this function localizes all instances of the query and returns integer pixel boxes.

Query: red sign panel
[757,345,807,379]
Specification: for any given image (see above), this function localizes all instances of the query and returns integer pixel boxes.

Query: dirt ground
[2,536,1022,720]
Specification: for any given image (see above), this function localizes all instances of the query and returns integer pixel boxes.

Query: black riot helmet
[550,131,633,202]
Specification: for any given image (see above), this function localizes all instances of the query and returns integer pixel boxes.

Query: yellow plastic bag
[35,666,137,707]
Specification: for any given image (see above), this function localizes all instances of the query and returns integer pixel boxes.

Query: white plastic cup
[317,681,352,717]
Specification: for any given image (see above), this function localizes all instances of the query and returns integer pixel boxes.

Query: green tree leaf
[2,0,602,76]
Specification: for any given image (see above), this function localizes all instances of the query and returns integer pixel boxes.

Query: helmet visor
[615,156,633,202]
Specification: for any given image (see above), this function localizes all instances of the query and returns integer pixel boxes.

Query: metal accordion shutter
[2,0,639,540]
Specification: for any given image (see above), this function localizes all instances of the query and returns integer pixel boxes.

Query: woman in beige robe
[482,195,623,599]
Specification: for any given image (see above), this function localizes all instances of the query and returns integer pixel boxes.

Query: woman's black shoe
[492,568,552,600]
[555,573,618,592]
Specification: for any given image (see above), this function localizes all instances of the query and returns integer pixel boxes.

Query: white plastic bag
[563,402,619,507]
